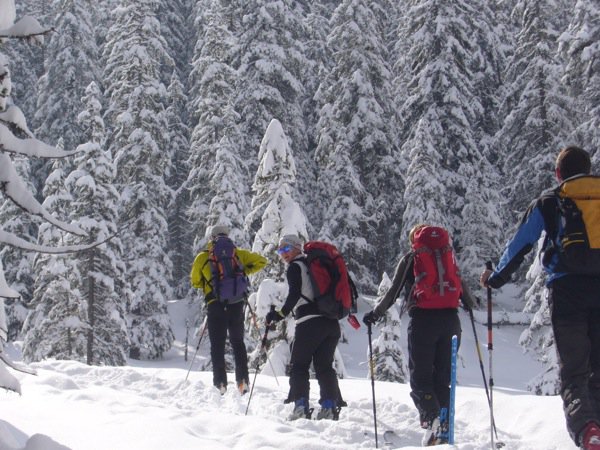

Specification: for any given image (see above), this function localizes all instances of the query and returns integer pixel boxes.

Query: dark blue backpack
[208,236,249,302]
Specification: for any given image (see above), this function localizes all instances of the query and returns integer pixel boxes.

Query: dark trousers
[287,316,341,405]
[206,301,249,387]
[407,308,461,425]
[549,275,600,445]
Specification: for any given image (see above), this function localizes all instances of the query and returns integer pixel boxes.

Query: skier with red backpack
[190,224,267,395]
[266,234,356,421]
[363,224,476,446]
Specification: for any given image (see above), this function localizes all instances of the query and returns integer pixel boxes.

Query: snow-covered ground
[0,290,578,450]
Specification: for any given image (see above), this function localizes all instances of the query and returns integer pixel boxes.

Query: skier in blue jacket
[480,146,600,450]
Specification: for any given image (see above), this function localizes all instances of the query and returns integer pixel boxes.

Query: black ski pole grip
[485,261,493,271]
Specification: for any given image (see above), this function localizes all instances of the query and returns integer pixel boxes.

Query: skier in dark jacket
[480,146,600,450]
[363,224,476,446]
[266,234,343,421]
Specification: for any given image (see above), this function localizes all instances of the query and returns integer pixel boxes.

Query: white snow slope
[0,294,577,450]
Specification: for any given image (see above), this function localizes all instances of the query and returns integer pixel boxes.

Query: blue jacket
[488,187,565,288]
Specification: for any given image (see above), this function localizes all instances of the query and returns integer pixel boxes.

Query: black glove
[362,311,379,326]
[266,309,285,325]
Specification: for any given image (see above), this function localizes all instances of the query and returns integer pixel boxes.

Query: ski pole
[184,315,208,382]
[245,306,274,416]
[486,261,497,450]
[245,300,279,386]
[468,306,501,443]
[367,322,379,448]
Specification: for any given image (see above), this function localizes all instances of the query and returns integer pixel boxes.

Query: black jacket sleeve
[280,262,303,317]
[373,252,414,317]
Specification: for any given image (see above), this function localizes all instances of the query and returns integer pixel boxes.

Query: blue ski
[449,334,458,444]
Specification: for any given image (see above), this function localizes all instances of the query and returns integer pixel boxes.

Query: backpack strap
[291,257,313,302]
[207,246,222,302]
[434,249,444,295]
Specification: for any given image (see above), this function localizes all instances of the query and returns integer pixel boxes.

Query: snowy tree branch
[0,16,53,42]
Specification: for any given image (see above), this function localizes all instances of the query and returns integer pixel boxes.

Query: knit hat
[278,234,304,251]
[210,224,230,237]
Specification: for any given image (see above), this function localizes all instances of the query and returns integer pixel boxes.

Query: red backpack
[303,241,358,320]
[411,226,461,309]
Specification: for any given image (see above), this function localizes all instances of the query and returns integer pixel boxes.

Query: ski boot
[288,398,312,420]
[316,399,340,421]
[237,380,249,396]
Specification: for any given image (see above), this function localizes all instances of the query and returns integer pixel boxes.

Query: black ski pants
[287,316,341,406]
[549,275,600,445]
[206,300,249,387]
[407,308,461,426]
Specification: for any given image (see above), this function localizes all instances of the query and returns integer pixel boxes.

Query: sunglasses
[277,245,293,255]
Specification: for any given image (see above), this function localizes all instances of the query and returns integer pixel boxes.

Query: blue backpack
[208,236,249,302]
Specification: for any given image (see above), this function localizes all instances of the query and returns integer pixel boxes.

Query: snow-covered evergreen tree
[33,0,99,153]
[92,0,119,49]
[158,0,194,84]
[248,120,310,374]
[102,0,173,135]
[63,81,129,365]
[204,113,249,246]
[559,0,600,165]
[517,235,559,395]
[0,4,87,391]
[302,1,335,166]
[248,119,309,284]
[165,73,192,298]
[496,0,574,222]
[371,272,408,382]
[396,0,503,285]
[23,157,85,362]
[520,283,558,395]
[315,0,400,291]
[2,36,41,126]
[186,0,241,252]
[0,156,35,340]
[232,0,310,185]
[467,0,507,165]
[102,0,174,359]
